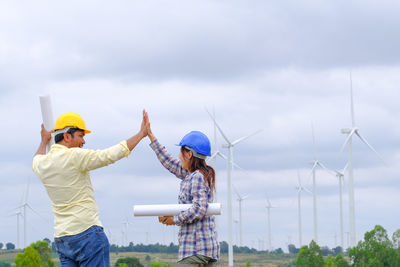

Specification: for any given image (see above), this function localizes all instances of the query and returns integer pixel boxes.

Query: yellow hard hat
[53,112,91,133]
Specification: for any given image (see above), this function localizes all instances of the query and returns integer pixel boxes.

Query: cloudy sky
[1,0,400,252]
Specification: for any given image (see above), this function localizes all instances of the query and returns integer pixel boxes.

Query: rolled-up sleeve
[73,141,131,172]
[150,140,189,179]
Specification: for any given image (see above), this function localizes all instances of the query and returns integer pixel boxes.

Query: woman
[145,115,219,266]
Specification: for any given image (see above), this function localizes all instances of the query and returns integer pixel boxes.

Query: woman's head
[178,131,215,192]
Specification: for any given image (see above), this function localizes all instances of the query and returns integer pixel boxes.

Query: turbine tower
[340,73,384,247]
[207,109,261,267]
[233,185,249,247]
[9,210,22,249]
[333,164,347,249]
[295,171,311,247]
[265,197,275,251]
[309,123,331,243]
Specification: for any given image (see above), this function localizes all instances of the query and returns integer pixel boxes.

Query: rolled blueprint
[39,95,55,151]
[133,203,222,217]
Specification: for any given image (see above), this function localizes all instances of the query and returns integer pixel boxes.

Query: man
[33,110,149,266]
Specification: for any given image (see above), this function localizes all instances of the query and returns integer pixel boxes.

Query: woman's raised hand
[144,110,157,142]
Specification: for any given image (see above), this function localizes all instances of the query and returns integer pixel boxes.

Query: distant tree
[288,244,299,254]
[5,243,15,250]
[332,246,343,256]
[0,242,3,249]
[32,240,56,267]
[392,228,400,249]
[296,240,324,267]
[51,242,56,253]
[323,255,336,267]
[145,255,151,261]
[114,257,144,267]
[334,254,350,267]
[321,246,333,256]
[349,225,400,266]
[15,246,42,267]
[219,241,228,254]
[244,260,251,267]
[274,248,284,254]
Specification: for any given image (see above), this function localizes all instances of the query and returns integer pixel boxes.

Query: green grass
[0,250,296,267]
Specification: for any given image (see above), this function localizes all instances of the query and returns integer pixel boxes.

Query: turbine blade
[216,151,228,160]
[206,152,218,163]
[26,203,49,222]
[317,162,336,177]
[340,128,356,152]
[303,187,312,194]
[311,121,317,160]
[309,161,318,177]
[232,160,245,171]
[205,108,231,145]
[355,131,386,164]
[231,129,262,146]
[350,72,356,127]
[232,184,240,198]
[342,162,349,173]
[297,170,302,187]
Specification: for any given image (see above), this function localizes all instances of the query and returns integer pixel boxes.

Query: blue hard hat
[178,131,211,157]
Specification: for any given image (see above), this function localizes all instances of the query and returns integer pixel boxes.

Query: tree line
[281,225,400,267]
[110,241,285,254]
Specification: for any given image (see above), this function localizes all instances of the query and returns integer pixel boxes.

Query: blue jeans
[55,225,110,267]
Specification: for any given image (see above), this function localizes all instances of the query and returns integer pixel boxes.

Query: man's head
[54,127,86,148]
[53,112,90,148]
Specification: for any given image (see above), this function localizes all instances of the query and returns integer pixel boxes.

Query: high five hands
[141,109,156,142]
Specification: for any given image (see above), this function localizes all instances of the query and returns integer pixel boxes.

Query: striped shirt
[150,140,220,261]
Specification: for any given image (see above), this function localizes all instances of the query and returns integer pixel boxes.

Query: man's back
[33,142,130,237]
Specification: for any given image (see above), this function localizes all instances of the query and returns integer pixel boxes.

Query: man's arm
[35,124,52,156]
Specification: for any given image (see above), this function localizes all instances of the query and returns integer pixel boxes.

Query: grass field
[0,250,296,266]
[110,251,296,266]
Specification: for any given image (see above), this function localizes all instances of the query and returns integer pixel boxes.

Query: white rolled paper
[39,95,55,151]
[133,203,221,217]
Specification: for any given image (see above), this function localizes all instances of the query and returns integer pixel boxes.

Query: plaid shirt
[150,140,220,261]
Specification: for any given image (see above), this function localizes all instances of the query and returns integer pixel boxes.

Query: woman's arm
[173,172,208,226]
[146,112,189,179]
[149,140,189,179]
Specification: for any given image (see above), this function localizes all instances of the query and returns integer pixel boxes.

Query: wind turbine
[265,197,275,251]
[122,217,133,246]
[13,178,31,248]
[333,164,348,250]
[295,170,311,247]
[309,123,331,243]
[9,210,22,249]
[340,73,384,247]
[14,177,49,248]
[206,109,261,267]
[233,185,249,247]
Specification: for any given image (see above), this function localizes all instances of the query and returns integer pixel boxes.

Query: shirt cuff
[173,215,181,226]
[120,140,131,157]
[149,139,160,151]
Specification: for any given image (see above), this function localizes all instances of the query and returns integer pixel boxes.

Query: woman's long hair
[181,147,216,193]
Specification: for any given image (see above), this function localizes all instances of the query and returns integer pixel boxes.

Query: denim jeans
[55,225,110,267]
